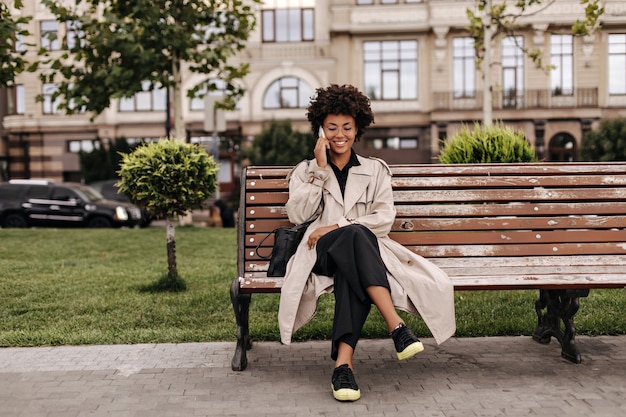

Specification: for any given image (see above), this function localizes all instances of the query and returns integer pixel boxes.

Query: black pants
[312,224,390,360]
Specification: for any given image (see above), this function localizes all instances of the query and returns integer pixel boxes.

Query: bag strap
[255,230,275,259]
[255,197,324,259]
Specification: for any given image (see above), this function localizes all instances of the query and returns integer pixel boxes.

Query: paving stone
[0,336,624,416]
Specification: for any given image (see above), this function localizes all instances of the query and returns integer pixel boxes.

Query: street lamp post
[483,0,493,126]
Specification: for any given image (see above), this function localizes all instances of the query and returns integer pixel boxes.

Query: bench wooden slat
[403,242,626,257]
[246,226,626,251]
[245,242,626,266]
[243,188,626,206]
[395,202,626,217]
[445,274,626,290]
[392,215,626,231]
[245,204,626,220]
[246,216,626,234]
[244,220,626,249]
[393,188,626,203]
[242,203,626,221]
[245,192,288,205]
[244,163,626,178]
[393,175,626,189]
[439,265,625,276]
[390,229,626,245]
[432,254,626,267]
[247,174,626,192]
[239,274,626,293]
[388,163,626,176]
[243,255,626,277]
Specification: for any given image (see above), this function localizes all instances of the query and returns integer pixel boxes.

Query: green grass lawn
[0,227,624,347]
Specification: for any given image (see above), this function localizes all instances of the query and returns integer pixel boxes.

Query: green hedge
[439,122,536,164]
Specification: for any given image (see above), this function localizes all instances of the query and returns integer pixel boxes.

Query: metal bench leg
[230,278,252,371]
[532,289,590,364]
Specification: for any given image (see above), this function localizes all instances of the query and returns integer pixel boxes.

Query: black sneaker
[391,323,424,360]
[331,364,361,401]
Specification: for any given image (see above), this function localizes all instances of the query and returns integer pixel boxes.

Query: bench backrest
[239,162,626,291]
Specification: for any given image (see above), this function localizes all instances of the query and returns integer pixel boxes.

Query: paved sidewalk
[1,336,625,417]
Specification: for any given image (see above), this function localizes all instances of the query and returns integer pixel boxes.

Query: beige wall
[3,0,626,179]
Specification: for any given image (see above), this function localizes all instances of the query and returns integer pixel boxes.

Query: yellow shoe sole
[397,341,424,360]
[331,385,361,402]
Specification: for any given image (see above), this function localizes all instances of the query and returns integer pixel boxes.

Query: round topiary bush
[439,122,537,164]
[117,139,218,219]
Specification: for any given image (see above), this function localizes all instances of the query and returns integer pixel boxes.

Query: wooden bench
[230,162,626,371]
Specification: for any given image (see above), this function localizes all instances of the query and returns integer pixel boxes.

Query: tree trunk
[172,54,184,141]
[165,217,177,282]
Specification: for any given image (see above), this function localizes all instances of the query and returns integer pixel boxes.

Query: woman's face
[322,114,358,157]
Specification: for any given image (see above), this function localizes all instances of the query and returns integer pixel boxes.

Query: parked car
[88,179,153,227]
[0,179,142,228]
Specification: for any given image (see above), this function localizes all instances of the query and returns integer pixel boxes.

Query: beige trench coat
[277,155,456,345]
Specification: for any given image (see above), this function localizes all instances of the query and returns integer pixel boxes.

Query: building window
[15,23,26,52]
[67,140,100,153]
[368,136,418,150]
[263,76,313,109]
[453,37,475,98]
[42,83,61,114]
[125,138,159,147]
[66,20,84,50]
[119,81,167,112]
[262,0,314,43]
[40,20,59,51]
[550,34,573,96]
[608,34,626,96]
[357,0,423,3]
[363,40,418,101]
[7,85,25,115]
[501,36,524,108]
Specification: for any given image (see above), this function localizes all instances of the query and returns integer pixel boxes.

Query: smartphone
[318,126,325,139]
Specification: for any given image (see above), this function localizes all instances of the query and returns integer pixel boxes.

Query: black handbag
[255,202,323,277]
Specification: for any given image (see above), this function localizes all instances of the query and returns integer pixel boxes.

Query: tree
[40,0,260,140]
[466,0,603,125]
[245,120,316,166]
[580,118,626,162]
[117,139,218,290]
[439,122,536,164]
[0,0,34,87]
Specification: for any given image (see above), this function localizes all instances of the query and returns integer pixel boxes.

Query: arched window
[263,77,313,109]
[548,133,576,162]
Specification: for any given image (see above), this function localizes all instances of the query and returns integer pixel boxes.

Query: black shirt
[329,150,361,198]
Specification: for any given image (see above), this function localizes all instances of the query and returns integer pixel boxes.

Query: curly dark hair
[306,84,374,142]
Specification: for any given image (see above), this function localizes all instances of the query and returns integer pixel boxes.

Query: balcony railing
[433,88,598,111]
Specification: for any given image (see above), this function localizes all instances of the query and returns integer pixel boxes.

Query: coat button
[407,259,414,266]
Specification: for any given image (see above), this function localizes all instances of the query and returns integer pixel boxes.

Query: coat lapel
[342,157,372,214]
[325,172,343,205]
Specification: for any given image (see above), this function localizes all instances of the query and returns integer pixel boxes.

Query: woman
[278,84,456,402]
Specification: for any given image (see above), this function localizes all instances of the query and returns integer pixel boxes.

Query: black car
[0,179,142,228]
[88,179,153,227]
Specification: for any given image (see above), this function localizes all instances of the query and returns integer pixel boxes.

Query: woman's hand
[314,134,329,168]
[308,224,338,249]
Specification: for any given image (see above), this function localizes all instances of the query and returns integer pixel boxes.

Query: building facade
[2,0,626,186]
